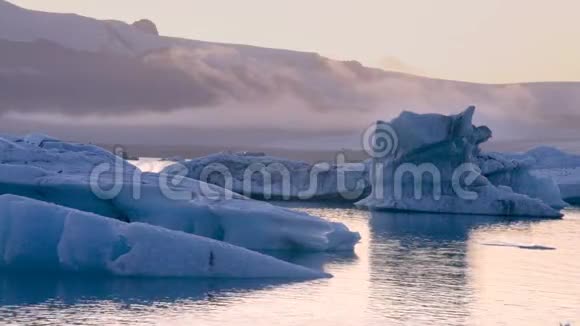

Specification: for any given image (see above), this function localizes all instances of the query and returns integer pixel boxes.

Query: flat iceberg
[356,107,563,218]
[0,134,360,251]
[0,194,329,279]
[163,152,371,201]
[0,133,136,175]
[503,146,580,169]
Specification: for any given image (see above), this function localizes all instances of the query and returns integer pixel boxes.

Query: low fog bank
[1,2,580,153]
[3,116,580,162]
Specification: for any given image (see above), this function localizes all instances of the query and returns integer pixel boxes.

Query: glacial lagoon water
[0,203,579,326]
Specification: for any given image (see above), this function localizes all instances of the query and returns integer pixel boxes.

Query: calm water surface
[1,203,579,325]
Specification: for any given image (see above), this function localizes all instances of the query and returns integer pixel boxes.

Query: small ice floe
[480,241,556,250]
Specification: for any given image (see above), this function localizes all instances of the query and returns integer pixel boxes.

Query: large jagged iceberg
[0,134,360,252]
[0,195,327,279]
[162,152,371,202]
[356,107,564,217]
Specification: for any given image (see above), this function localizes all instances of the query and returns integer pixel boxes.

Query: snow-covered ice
[0,134,360,252]
[0,195,328,279]
[356,107,563,217]
[163,152,371,201]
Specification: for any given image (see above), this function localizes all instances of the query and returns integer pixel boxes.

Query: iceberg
[477,152,568,209]
[356,107,563,217]
[162,152,371,202]
[498,146,580,205]
[0,134,360,251]
[0,133,136,175]
[0,195,328,279]
[503,146,580,169]
[533,169,580,205]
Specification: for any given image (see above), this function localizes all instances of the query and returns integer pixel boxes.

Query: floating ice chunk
[505,146,580,169]
[495,147,580,205]
[0,195,329,279]
[532,168,580,205]
[0,164,360,251]
[477,153,567,209]
[0,134,361,252]
[163,152,371,202]
[0,133,135,175]
[357,107,563,218]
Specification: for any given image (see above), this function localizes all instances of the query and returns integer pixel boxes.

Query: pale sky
[9,0,580,83]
